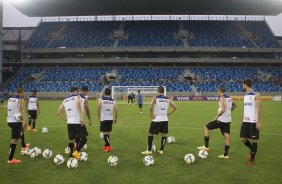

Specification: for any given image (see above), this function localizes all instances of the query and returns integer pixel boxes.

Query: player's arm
[25,97,29,113]
[19,97,26,127]
[37,99,40,114]
[150,97,156,119]
[215,96,226,120]
[76,95,84,126]
[231,101,237,111]
[57,102,67,122]
[84,98,93,126]
[114,102,118,124]
[97,99,102,122]
[168,100,177,116]
[255,92,262,131]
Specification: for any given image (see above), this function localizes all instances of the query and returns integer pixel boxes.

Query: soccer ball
[143,155,154,166]
[147,145,156,152]
[14,112,22,121]
[78,152,88,162]
[42,127,48,133]
[21,148,30,156]
[99,132,104,139]
[34,147,42,156]
[167,136,176,144]
[67,158,78,169]
[29,148,38,158]
[107,156,118,166]
[42,149,53,159]
[198,150,208,159]
[184,153,195,164]
[81,144,87,151]
[54,154,65,165]
[64,146,70,155]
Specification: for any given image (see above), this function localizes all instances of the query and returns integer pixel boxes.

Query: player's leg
[75,135,80,149]
[248,124,259,166]
[7,123,21,164]
[218,123,230,159]
[28,110,32,131]
[158,121,168,154]
[32,111,38,132]
[142,121,160,155]
[67,125,76,157]
[73,125,89,156]
[139,104,143,114]
[197,120,219,150]
[240,123,252,150]
[100,121,113,152]
[20,127,30,151]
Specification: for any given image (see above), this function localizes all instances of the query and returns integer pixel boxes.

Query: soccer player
[197,86,236,159]
[240,79,261,166]
[137,90,143,114]
[7,87,30,164]
[74,86,93,148]
[26,90,40,132]
[0,93,6,108]
[97,88,118,152]
[57,87,89,160]
[132,92,136,104]
[142,86,176,155]
[127,93,132,105]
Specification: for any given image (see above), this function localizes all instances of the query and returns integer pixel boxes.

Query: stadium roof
[10,0,282,17]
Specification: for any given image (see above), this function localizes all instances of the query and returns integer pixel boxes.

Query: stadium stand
[25,21,280,49]
[2,67,281,93]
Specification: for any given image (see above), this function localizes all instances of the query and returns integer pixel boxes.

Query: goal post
[111,86,166,104]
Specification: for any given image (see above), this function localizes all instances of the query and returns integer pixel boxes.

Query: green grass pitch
[0,100,282,184]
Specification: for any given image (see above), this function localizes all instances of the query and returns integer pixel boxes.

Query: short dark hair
[158,86,165,94]
[32,90,37,94]
[70,87,78,93]
[16,87,24,94]
[218,85,226,93]
[138,90,140,93]
[80,86,89,92]
[243,79,253,88]
[104,88,111,96]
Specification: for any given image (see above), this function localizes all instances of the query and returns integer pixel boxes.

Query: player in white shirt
[97,88,118,152]
[240,79,262,166]
[7,87,30,164]
[26,90,40,132]
[197,86,236,159]
[57,87,89,160]
[142,86,176,155]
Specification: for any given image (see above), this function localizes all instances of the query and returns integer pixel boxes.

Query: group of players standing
[5,79,261,166]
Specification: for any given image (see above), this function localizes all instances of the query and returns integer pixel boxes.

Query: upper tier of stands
[25,21,280,49]
[3,67,281,93]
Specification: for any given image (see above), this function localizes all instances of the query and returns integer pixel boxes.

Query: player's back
[138,94,143,104]
[153,95,170,122]
[243,91,257,123]
[218,94,232,123]
[28,96,38,110]
[101,97,115,121]
[63,94,80,124]
[7,95,21,122]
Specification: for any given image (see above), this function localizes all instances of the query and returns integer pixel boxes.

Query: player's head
[158,86,165,94]
[80,86,89,95]
[104,88,111,96]
[243,79,253,91]
[16,87,24,95]
[32,90,37,96]
[218,85,225,94]
[138,90,140,94]
[69,87,78,95]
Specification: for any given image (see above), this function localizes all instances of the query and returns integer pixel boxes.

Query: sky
[3,0,282,36]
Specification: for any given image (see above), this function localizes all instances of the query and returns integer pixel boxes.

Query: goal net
[111,86,166,104]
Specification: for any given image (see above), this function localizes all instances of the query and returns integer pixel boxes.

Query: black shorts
[206,120,231,135]
[1,100,4,104]
[149,121,168,135]
[240,122,259,140]
[28,110,38,119]
[100,120,113,132]
[8,122,22,139]
[67,124,89,140]
[139,104,143,108]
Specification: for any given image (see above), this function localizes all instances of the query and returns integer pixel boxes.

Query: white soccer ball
[21,148,30,156]
[67,158,78,169]
[34,147,42,156]
[81,144,87,151]
[107,156,118,166]
[64,146,70,155]
[99,132,104,139]
[29,148,37,158]
[143,155,154,166]
[147,145,156,152]
[42,149,53,159]
[167,136,176,144]
[14,112,22,121]
[78,152,88,162]
[54,154,65,165]
[198,150,208,159]
[42,127,48,133]
[184,153,195,164]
